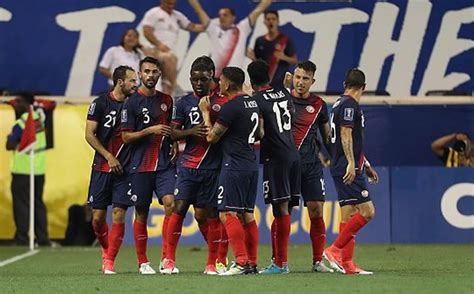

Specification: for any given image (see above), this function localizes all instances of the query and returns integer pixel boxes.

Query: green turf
[0,244,473,293]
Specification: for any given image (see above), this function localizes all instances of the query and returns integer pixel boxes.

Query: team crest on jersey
[306,105,315,113]
[344,108,354,121]
[121,109,128,122]
[361,190,369,197]
[88,103,96,115]
[161,103,168,112]
[212,104,221,112]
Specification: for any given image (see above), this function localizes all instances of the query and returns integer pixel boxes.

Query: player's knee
[194,211,207,225]
[112,208,126,223]
[307,201,324,218]
[173,200,189,216]
[360,206,375,221]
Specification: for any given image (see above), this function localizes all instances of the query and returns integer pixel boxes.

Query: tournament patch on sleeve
[121,109,128,123]
[343,108,354,121]
[88,102,96,115]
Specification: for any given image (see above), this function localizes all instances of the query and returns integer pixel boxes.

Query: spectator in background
[189,0,273,78]
[5,92,51,246]
[141,0,207,95]
[247,10,297,87]
[431,133,473,167]
[99,28,152,88]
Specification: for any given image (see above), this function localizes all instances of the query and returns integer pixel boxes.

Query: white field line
[0,249,39,267]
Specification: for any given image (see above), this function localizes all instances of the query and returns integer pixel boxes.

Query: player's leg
[195,207,209,242]
[217,170,254,276]
[87,170,112,267]
[243,211,259,274]
[11,174,29,245]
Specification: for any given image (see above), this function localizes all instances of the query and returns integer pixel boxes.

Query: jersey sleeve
[318,100,329,124]
[339,99,357,128]
[87,97,105,122]
[216,101,235,128]
[175,10,191,29]
[120,98,136,131]
[171,97,186,127]
[284,36,296,57]
[141,8,158,27]
[99,47,114,69]
[7,123,23,143]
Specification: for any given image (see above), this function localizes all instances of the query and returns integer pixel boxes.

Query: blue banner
[0,0,472,96]
[391,167,474,243]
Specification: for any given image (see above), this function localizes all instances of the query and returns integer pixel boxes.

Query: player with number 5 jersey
[247,60,301,274]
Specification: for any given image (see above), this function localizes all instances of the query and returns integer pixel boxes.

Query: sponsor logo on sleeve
[88,102,96,115]
[344,108,354,121]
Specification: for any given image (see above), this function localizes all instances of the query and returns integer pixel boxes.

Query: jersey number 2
[248,112,259,144]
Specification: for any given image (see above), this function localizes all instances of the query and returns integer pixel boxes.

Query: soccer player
[188,0,272,77]
[247,60,300,274]
[119,56,176,275]
[85,66,138,274]
[288,61,333,273]
[247,10,297,87]
[199,66,261,275]
[323,68,379,275]
[162,57,229,275]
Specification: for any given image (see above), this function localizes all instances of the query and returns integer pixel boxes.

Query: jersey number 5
[273,101,291,133]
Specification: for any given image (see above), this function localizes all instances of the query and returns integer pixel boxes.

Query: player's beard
[143,79,157,89]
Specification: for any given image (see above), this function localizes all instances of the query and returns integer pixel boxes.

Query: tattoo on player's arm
[341,127,355,164]
[207,123,228,143]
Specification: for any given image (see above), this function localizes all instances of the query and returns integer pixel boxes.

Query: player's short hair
[296,60,317,75]
[247,60,270,86]
[264,10,279,18]
[222,67,245,91]
[15,92,35,105]
[344,68,366,90]
[139,56,161,71]
[113,65,135,86]
[221,7,235,16]
[190,56,215,75]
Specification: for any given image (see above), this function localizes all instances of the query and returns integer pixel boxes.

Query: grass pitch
[0,244,473,293]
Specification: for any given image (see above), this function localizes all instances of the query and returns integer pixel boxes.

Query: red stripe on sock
[224,214,248,266]
[275,215,291,267]
[161,215,170,260]
[206,218,221,265]
[92,222,109,250]
[310,217,326,262]
[334,213,368,249]
[133,220,149,265]
[166,213,184,261]
[244,220,259,267]
[106,223,124,261]
[217,223,229,264]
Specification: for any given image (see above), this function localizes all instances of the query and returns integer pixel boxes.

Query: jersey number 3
[273,101,291,133]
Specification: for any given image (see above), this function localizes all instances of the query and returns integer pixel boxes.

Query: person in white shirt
[99,28,152,87]
[189,0,272,77]
[142,0,206,95]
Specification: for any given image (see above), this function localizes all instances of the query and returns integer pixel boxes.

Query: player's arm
[206,122,228,143]
[256,117,265,140]
[363,157,379,184]
[170,123,208,141]
[121,125,171,144]
[341,126,355,185]
[319,121,332,156]
[431,133,459,157]
[248,0,273,27]
[143,25,170,52]
[85,120,123,174]
[188,0,210,31]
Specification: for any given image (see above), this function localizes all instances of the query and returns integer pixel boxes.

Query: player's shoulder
[175,92,194,106]
[92,92,111,105]
[308,93,327,105]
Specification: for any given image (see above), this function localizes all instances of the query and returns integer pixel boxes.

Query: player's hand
[243,82,253,96]
[343,162,356,185]
[170,141,179,164]
[274,50,284,60]
[246,47,256,61]
[107,156,123,175]
[198,96,211,113]
[148,124,172,136]
[284,72,293,89]
[365,166,379,185]
[191,122,209,137]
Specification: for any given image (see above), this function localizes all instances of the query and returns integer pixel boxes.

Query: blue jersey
[292,93,329,164]
[254,33,295,87]
[87,92,130,172]
[254,85,299,164]
[330,95,365,176]
[216,94,259,171]
[172,92,229,170]
[120,89,173,173]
